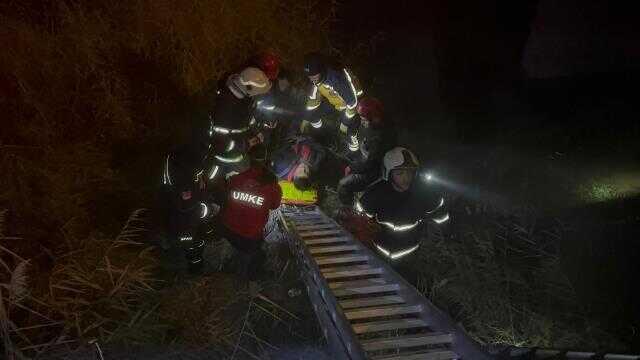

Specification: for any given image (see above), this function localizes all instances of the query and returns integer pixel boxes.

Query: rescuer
[337,97,396,210]
[253,51,307,118]
[250,51,306,160]
[207,67,272,166]
[216,157,282,293]
[355,147,449,278]
[301,52,363,137]
[160,144,218,274]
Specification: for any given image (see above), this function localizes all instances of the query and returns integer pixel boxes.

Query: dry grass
[157,274,242,347]
[412,202,625,351]
[1,209,158,358]
[48,209,160,342]
[152,261,306,357]
[1,210,68,359]
[1,0,334,356]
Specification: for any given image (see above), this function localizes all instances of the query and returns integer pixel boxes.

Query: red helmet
[356,97,384,124]
[256,51,280,81]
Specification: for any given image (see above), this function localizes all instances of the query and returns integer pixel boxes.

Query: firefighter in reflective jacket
[252,51,307,131]
[338,97,396,208]
[217,158,282,283]
[207,67,271,164]
[356,147,449,265]
[250,52,308,161]
[302,52,363,135]
[161,144,218,274]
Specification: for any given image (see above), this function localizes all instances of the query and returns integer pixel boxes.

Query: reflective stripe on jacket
[305,68,362,125]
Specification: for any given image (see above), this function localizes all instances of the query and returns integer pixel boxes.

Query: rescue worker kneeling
[216,157,282,286]
[337,97,396,209]
[355,147,449,282]
[161,144,216,274]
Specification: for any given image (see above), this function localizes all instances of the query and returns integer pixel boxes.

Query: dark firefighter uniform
[339,124,396,206]
[160,144,213,273]
[218,164,282,281]
[356,177,449,262]
[207,67,272,165]
[305,67,363,132]
[202,123,251,190]
[254,69,307,133]
[251,87,302,161]
[208,82,256,157]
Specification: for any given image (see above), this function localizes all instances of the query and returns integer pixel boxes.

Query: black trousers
[219,226,266,281]
[376,229,426,286]
[165,196,206,269]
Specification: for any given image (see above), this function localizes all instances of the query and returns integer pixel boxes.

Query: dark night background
[337,0,639,141]
[1,0,639,356]
[336,0,640,351]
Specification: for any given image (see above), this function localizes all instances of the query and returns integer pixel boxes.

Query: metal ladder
[277,205,492,360]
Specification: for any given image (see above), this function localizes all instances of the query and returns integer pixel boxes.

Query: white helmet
[382,147,419,180]
[228,67,271,98]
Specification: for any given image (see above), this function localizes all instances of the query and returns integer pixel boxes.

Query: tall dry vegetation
[1,0,333,356]
[414,204,624,351]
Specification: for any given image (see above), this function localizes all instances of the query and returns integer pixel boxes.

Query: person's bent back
[220,163,282,241]
[338,97,396,208]
[217,161,282,285]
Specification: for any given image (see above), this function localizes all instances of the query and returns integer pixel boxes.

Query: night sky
[334,0,639,143]
[339,0,639,78]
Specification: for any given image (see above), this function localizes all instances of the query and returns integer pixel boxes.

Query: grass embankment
[1,0,332,357]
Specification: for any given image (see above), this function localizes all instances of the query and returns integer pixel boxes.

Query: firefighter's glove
[248,133,264,148]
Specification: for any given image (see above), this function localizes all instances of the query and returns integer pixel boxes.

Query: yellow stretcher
[278,180,318,205]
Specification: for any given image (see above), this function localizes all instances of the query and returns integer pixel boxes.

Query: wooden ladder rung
[299,229,343,238]
[285,212,320,217]
[305,236,351,246]
[288,216,323,221]
[345,304,421,320]
[315,255,368,266]
[287,213,322,218]
[329,278,387,290]
[352,318,428,334]
[310,245,359,255]
[340,295,406,309]
[295,224,337,230]
[292,222,329,227]
[361,332,454,352]
[371,349,459,360]
[292,219,329,224]
[333,284,400,297]
[323,266,384,279]
[321,264,374,274]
